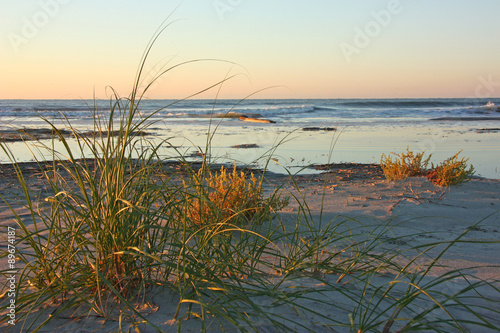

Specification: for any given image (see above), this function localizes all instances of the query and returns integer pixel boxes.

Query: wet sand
[2,122,500,179]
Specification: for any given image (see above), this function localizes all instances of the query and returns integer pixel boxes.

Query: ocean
[1,98,500,126]
[1,98,500,178]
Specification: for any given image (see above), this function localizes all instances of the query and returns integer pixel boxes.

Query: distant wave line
[430,116,500,121]
[338,100,498,109]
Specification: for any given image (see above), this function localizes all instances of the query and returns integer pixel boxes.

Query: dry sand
[0,162,499,332]
[276,171,500,279]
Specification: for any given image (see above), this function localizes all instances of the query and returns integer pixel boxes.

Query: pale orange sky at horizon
[1,0,500,100]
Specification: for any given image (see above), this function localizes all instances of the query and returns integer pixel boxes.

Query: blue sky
[1,0,500,99]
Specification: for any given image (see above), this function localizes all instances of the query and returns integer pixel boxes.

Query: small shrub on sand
[427,150,475,186]
[381,147,431,181]
[182,164,289,226]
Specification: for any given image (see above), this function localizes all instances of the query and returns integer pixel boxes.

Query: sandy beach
[0,158,499,332]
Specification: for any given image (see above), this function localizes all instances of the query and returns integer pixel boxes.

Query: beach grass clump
[427,150,475,186]
[0,99,292,331]
[380,147,431,181]
[0,96,174,302]
[181,164,288,226]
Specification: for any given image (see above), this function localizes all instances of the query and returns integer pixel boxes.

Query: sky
[1,0,500,99]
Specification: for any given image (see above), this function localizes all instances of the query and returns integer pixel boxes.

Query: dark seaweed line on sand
[0,128,150,142]
[308,163,384,181]
[0,159,384,182]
